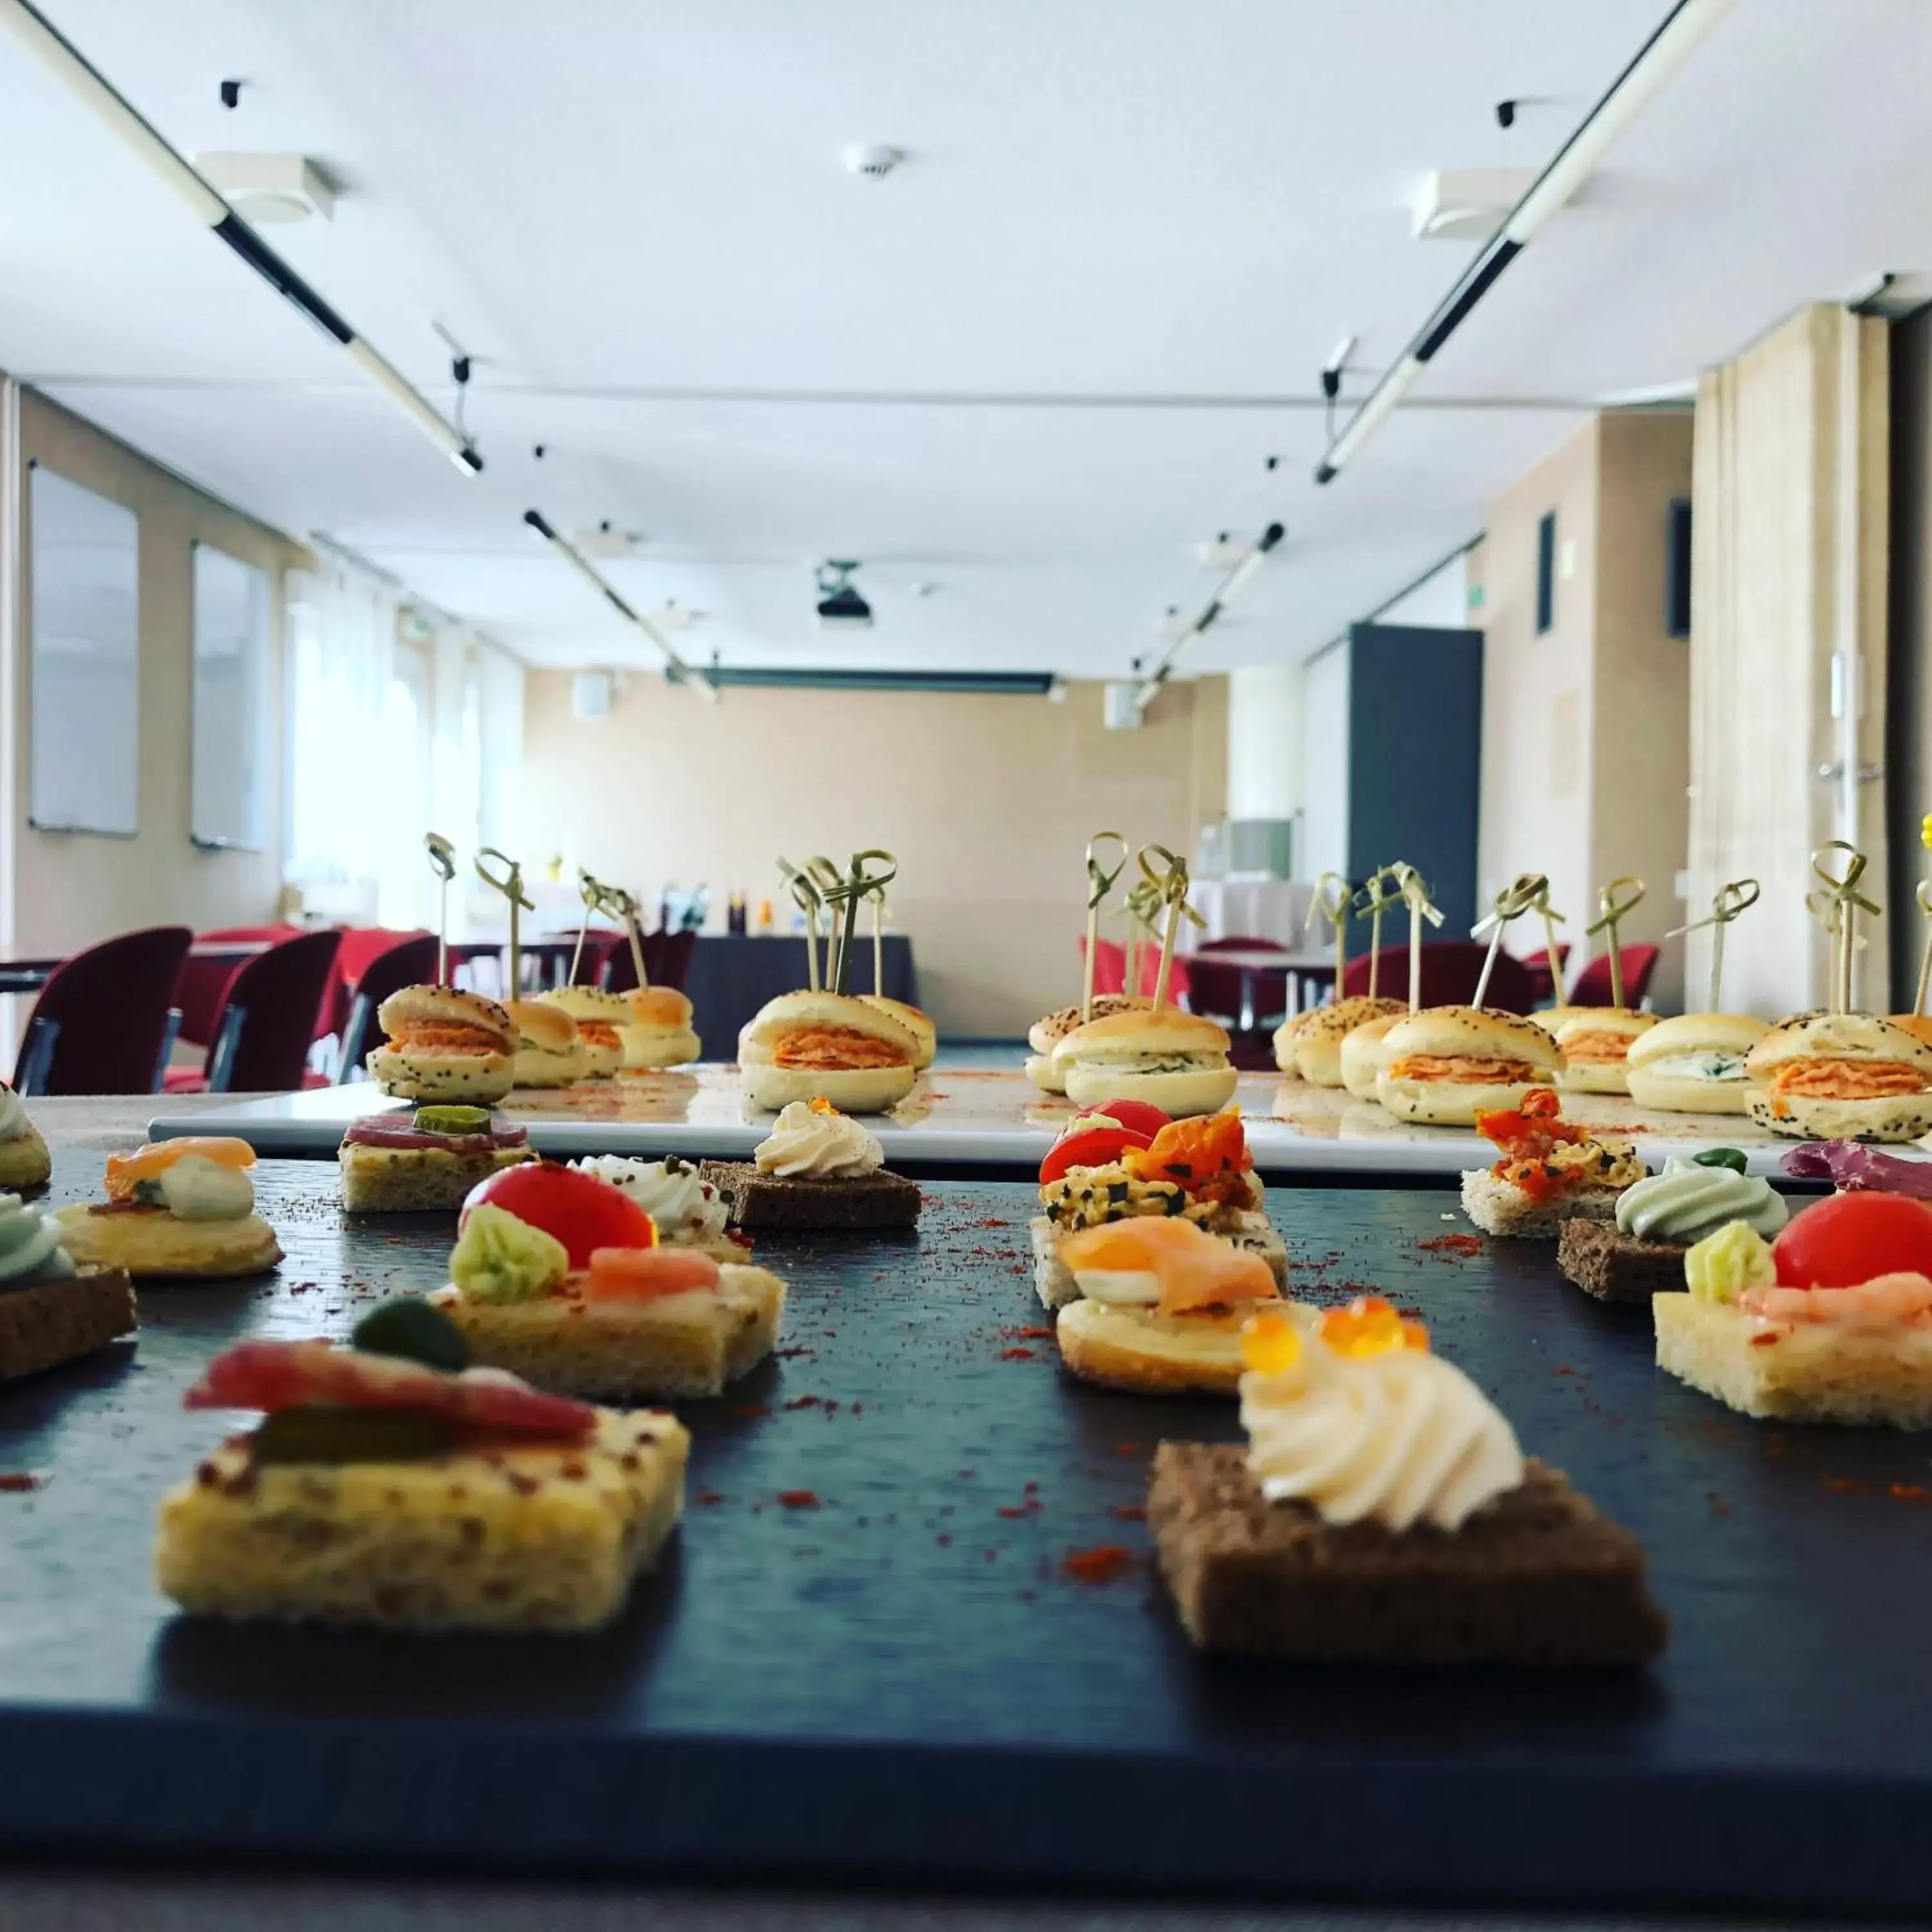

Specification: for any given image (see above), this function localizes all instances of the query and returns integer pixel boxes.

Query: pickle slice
[352,1296,470,1372]
[414,1104,493,1135]
[251,1406,453,1465]
[1692,1147,1748,1173]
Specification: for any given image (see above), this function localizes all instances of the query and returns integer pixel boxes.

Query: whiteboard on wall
[191,542,271,851]
[28,464,140,837]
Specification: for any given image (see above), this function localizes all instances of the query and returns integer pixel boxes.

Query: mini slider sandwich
[617,987,702,1070]
[1276,996,1405,1088]
[55,1139,281,1279]
[507,999,589,1090]
[340,1107,535,1213]
[1745,1012,1932,1144]
[861,996,936,1070]
[156,1297,688,1631]
[1048,1008,1238,1120]
[1552,1009,1658,1097]
[739,990,921,1114]
[367,987,516,1106]
[537,987,629,1079]
[1341,1011,1408,1099]
[1024,996,1150,1093]
[430,1161,786,1399]
[1375,1006,1564,1128]
[1622,1013,1768,1116]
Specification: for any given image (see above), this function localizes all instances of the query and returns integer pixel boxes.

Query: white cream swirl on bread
[1240,1332,1523,1531]
[753,1102,884,1178]
[569,1155,728,1242]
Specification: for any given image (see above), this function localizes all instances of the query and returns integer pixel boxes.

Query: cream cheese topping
[753,1101,884,1178]
[569,1155,728,1241]
[158,1155,255,1222]
[1616,1157,1788,1245]
[0,1084,27,1145]
[1070,1267,1162,1306]
[0,1191,74,1285]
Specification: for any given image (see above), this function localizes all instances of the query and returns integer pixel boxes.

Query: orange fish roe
[1320,1295,1428,1358]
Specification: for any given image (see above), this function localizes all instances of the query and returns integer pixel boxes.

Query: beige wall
[520,672,1229,1036]
[1477,409,1694,1010]
[7,388,301,956]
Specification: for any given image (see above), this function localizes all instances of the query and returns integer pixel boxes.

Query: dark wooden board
[3,1155,1931,1913]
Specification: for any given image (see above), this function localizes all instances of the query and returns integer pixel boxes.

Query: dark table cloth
[684,934,918,1053]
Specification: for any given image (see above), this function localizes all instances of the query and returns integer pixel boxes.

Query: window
[191,543,272,850]
[28,465,138,835]
[1535,511,1557,636]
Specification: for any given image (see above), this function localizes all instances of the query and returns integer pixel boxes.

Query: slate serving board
[3,1157,1932,1915]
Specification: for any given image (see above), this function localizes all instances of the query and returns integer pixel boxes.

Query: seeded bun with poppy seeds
[368,986,516,1104]
[1376,1007,1563,1126]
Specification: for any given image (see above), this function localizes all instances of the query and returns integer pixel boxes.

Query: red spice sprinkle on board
[1824,1478,1859,1493]
[1892,1483,1928,1501]
[996,1502,1043,1519]
[733,1405,772,1419]
[0,1472,41,1493]
[778,1490,821,1510]
[936,1534,951,1546]
[1417,1233,1482,1258]
[695,1490,726,1506]
[999,1347,1037,1361]
[1062,1544,1135,1584]
[1000,1325,1055,1341]
[1112,1443,1141,1457]
[784,1396,824,1410]
[1108,1503,1148,1522]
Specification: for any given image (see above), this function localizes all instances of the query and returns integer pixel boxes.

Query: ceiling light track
[522,509,719,701]
[1313,0,1732,486]
[1133,520,1283,715]
[0,0,480,475]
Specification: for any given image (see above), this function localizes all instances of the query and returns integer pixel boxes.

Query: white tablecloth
[1186,877,1315,949]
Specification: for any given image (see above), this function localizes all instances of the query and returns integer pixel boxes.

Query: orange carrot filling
[1768,1057,1927,1113]
[394,1023,507,1055]
[772,1026,907,1070]
[1387,1055,1535,1084]
[576,1021,621,1049]
[1562,1030,1636,1065]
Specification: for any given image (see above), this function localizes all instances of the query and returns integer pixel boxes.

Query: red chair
[173,923,305,1050]
[1568,945,1662,1009]
[1188,937,1290,1030]
[1341,943,1537,1015]
[604,929,698,995]
[1132,951,1192,1005]
[326,927,430,1038]
[336,934,442,1082]
[1520,943,1571,1006]
[1075,938,1129,998]
[14,926,193,1095]
[164,931,344,1094]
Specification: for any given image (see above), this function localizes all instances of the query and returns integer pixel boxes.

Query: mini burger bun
[507,999,579,1054]
[861,996,936,1068]
[533,990,621,1077]
[1287,996,1406,1086]
[625,987,694,1028]
[1525,1005,1595,1037]
[539,986,633,1024]
[1892,1014,1932,1050]
[1748,1088,1932,1144]
[617,986,701,1068]
[1341,1010,1408,1099]
[1374,1005,1562,1126]
[1624,1012,1768,1115]
[740,990,920,1113]
[1048,1005,1231,1068]
[1553,1007,1657,1095]
[375,983,515,1052]
[1744,1010,1932,1075]
[1025,1054,1065,1094]
[1061,1061,1238,1117]
[1027,996,1150,1057]
[1053,1005,1235,1117]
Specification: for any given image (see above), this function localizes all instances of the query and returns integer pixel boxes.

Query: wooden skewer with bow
[1081,831,1128,1023]
[424,832,457,986]
[1388,863,1444,1012]
[1811,842,1880,1014]
[1137,844,1205,1012]
[1470,873,1548,1009]
[1585,876,1647,1010]
[1665,879,1758,1014]
[473,848,535,997]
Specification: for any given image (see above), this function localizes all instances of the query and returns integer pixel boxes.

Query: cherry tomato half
[460,1162,656,1269]
[1771,1191,1932,1289]
[1039,1125,1154,1186]
[1085,1099,1171,1139]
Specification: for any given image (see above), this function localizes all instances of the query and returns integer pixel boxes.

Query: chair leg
[151,1008,183,1094]
[17,1017,59,1097]
[206,1006,247,1093]
[339,994,374,1084]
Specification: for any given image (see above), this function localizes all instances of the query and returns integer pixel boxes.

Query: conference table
[1186,945,1338,1030]
[0,938,272,998]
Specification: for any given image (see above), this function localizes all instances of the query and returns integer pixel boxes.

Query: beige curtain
[1688,305,1889,1017]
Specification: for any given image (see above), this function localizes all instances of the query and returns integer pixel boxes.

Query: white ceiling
[3,0,1931,674]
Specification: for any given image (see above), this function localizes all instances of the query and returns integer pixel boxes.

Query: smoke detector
[845,144,906,180]
[194,151,334,223]
[569,524,645,560]
[1411,168,1536,243]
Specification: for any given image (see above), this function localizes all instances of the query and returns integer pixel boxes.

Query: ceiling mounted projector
[816,560,873,631]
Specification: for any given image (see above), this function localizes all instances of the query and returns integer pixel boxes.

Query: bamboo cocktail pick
[1304,872,1351,996]
[778,860,826,993]
[1665,879,1759,1013]
[1812,842,1880,1014]
[1585,876,1647,1010]
[597,883,648,991]
[820,851,898,996]
[1471,874,1548,1009]
[424,832,457,985]
[474,848,535,997]
[1390,863,1444,1012]
[1137,845,1204,1012]
[1531,881,1567,1000]
[804,858,844,985]
[1915,880,1932,1019]
[1356,866,1405,1001]
[569,869,606,985]
[1081,831,1129,1023]
[1124,876,1162,999]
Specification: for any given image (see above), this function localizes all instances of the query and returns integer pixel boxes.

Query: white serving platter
[147,1062,1838,1181]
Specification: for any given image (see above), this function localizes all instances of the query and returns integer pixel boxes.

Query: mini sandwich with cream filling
[367,987,516,1105]
[739,991,921,1114]
[618,987,703,1070]
[1049,1008,1237,1119]
[1624,1013,1769,1116]
[861,996,936,1069]
[537,987,630,1080]
[1375,1007,1564,1128]
[1744,1012,1932,1144]
[507,1000,589,1090]
[1024,996,1150,1092]
[1553,1009,1658,1096]
[1278,996,1406,1087]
